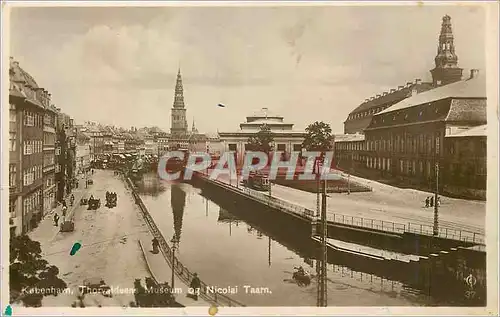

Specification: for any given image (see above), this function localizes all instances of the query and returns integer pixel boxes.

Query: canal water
[136,173,438,307]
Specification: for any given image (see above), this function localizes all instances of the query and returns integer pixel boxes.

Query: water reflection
[135,173,166,196]
[171,185,186,244]
[137,174,453,306]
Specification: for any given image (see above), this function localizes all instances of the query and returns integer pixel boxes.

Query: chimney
[411,87,418,97]
[390,89,396,93]
[415,78,422,84]
[470,69,479,79]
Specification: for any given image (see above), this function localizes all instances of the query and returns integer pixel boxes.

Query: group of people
[425,196,441,208]
[53,196,72,227]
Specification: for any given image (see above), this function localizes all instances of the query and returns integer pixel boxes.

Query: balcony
[43,164,56,174]
[9,185,19,195]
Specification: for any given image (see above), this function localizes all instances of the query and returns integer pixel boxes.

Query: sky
[9,3,486,134]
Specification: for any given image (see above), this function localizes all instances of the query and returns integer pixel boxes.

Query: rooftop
[446,124,487,138]
[334,134,366,142]
[249,107,283,119]
[377,75,486,116]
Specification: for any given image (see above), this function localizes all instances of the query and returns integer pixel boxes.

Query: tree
[302,121,334,153]
[10,235,67,307]
[246,124,274,154]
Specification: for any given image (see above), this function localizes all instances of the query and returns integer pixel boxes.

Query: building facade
[343,15,464,135]
[76,131,91,175]
[333,133,366,172]
[56,112,76,201]
[43,104,58,216]
[443,125,486,199]
[218,107,306,166]
[9,58,45,234]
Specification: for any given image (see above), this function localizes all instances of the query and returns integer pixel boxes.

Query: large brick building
[343,15,464,135]
[335,15,487,200]
[363,73,486,198]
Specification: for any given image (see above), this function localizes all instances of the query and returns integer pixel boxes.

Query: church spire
[173,68,185,109]
[171,68,188,136]
[430,15,463,86]
[191,117,198,133]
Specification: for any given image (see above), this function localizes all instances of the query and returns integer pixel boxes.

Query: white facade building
[218,107,306,165]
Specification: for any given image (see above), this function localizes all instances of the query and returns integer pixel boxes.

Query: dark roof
[446,98,487,123]
[349,82,434,115]
[378,76,485,115]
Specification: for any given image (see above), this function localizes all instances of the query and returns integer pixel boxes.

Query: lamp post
[433,137,440,236]
[170,236,179,289]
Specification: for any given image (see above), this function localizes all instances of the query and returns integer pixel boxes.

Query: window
[44,114,52,126]
[9,164,16,187]
[24,111,34,126]
[10,109,16,123]
[10,132,16,152]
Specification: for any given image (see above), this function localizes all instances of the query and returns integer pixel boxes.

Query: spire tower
[171,68,188,136]
[430,15,463,86]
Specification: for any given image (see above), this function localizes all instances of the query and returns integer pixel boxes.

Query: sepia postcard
[1,1,498,316]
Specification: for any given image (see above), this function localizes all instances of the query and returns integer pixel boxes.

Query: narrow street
[29,170,151,307]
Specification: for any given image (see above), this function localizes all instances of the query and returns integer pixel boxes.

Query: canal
[135,173,439,307]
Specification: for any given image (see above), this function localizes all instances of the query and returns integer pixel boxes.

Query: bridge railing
[195,172,485,245]
[406,223,484,244]
[125,177,245,307]
[329,213,406,234]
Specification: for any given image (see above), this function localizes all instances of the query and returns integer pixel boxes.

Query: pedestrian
[437,196,441,206]
[430,196,434,207]
[189,273,201,301]
[425,197,430,208]
[62,205,67,218]
[151,237,159,254]
[54,213,59,227]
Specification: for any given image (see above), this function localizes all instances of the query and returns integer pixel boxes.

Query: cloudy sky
[9,3,486,134]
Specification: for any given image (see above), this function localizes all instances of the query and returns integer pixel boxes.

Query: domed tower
[430,15,463,86]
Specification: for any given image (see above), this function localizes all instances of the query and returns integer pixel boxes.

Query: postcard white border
[1,1,498,316]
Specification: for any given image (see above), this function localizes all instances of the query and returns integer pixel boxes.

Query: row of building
[335,15,487,200]
[9,57,78,236]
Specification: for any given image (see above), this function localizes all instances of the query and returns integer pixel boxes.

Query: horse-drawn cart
[88,197,101,210]
[80,197,89,206]
[60,220,75,232]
